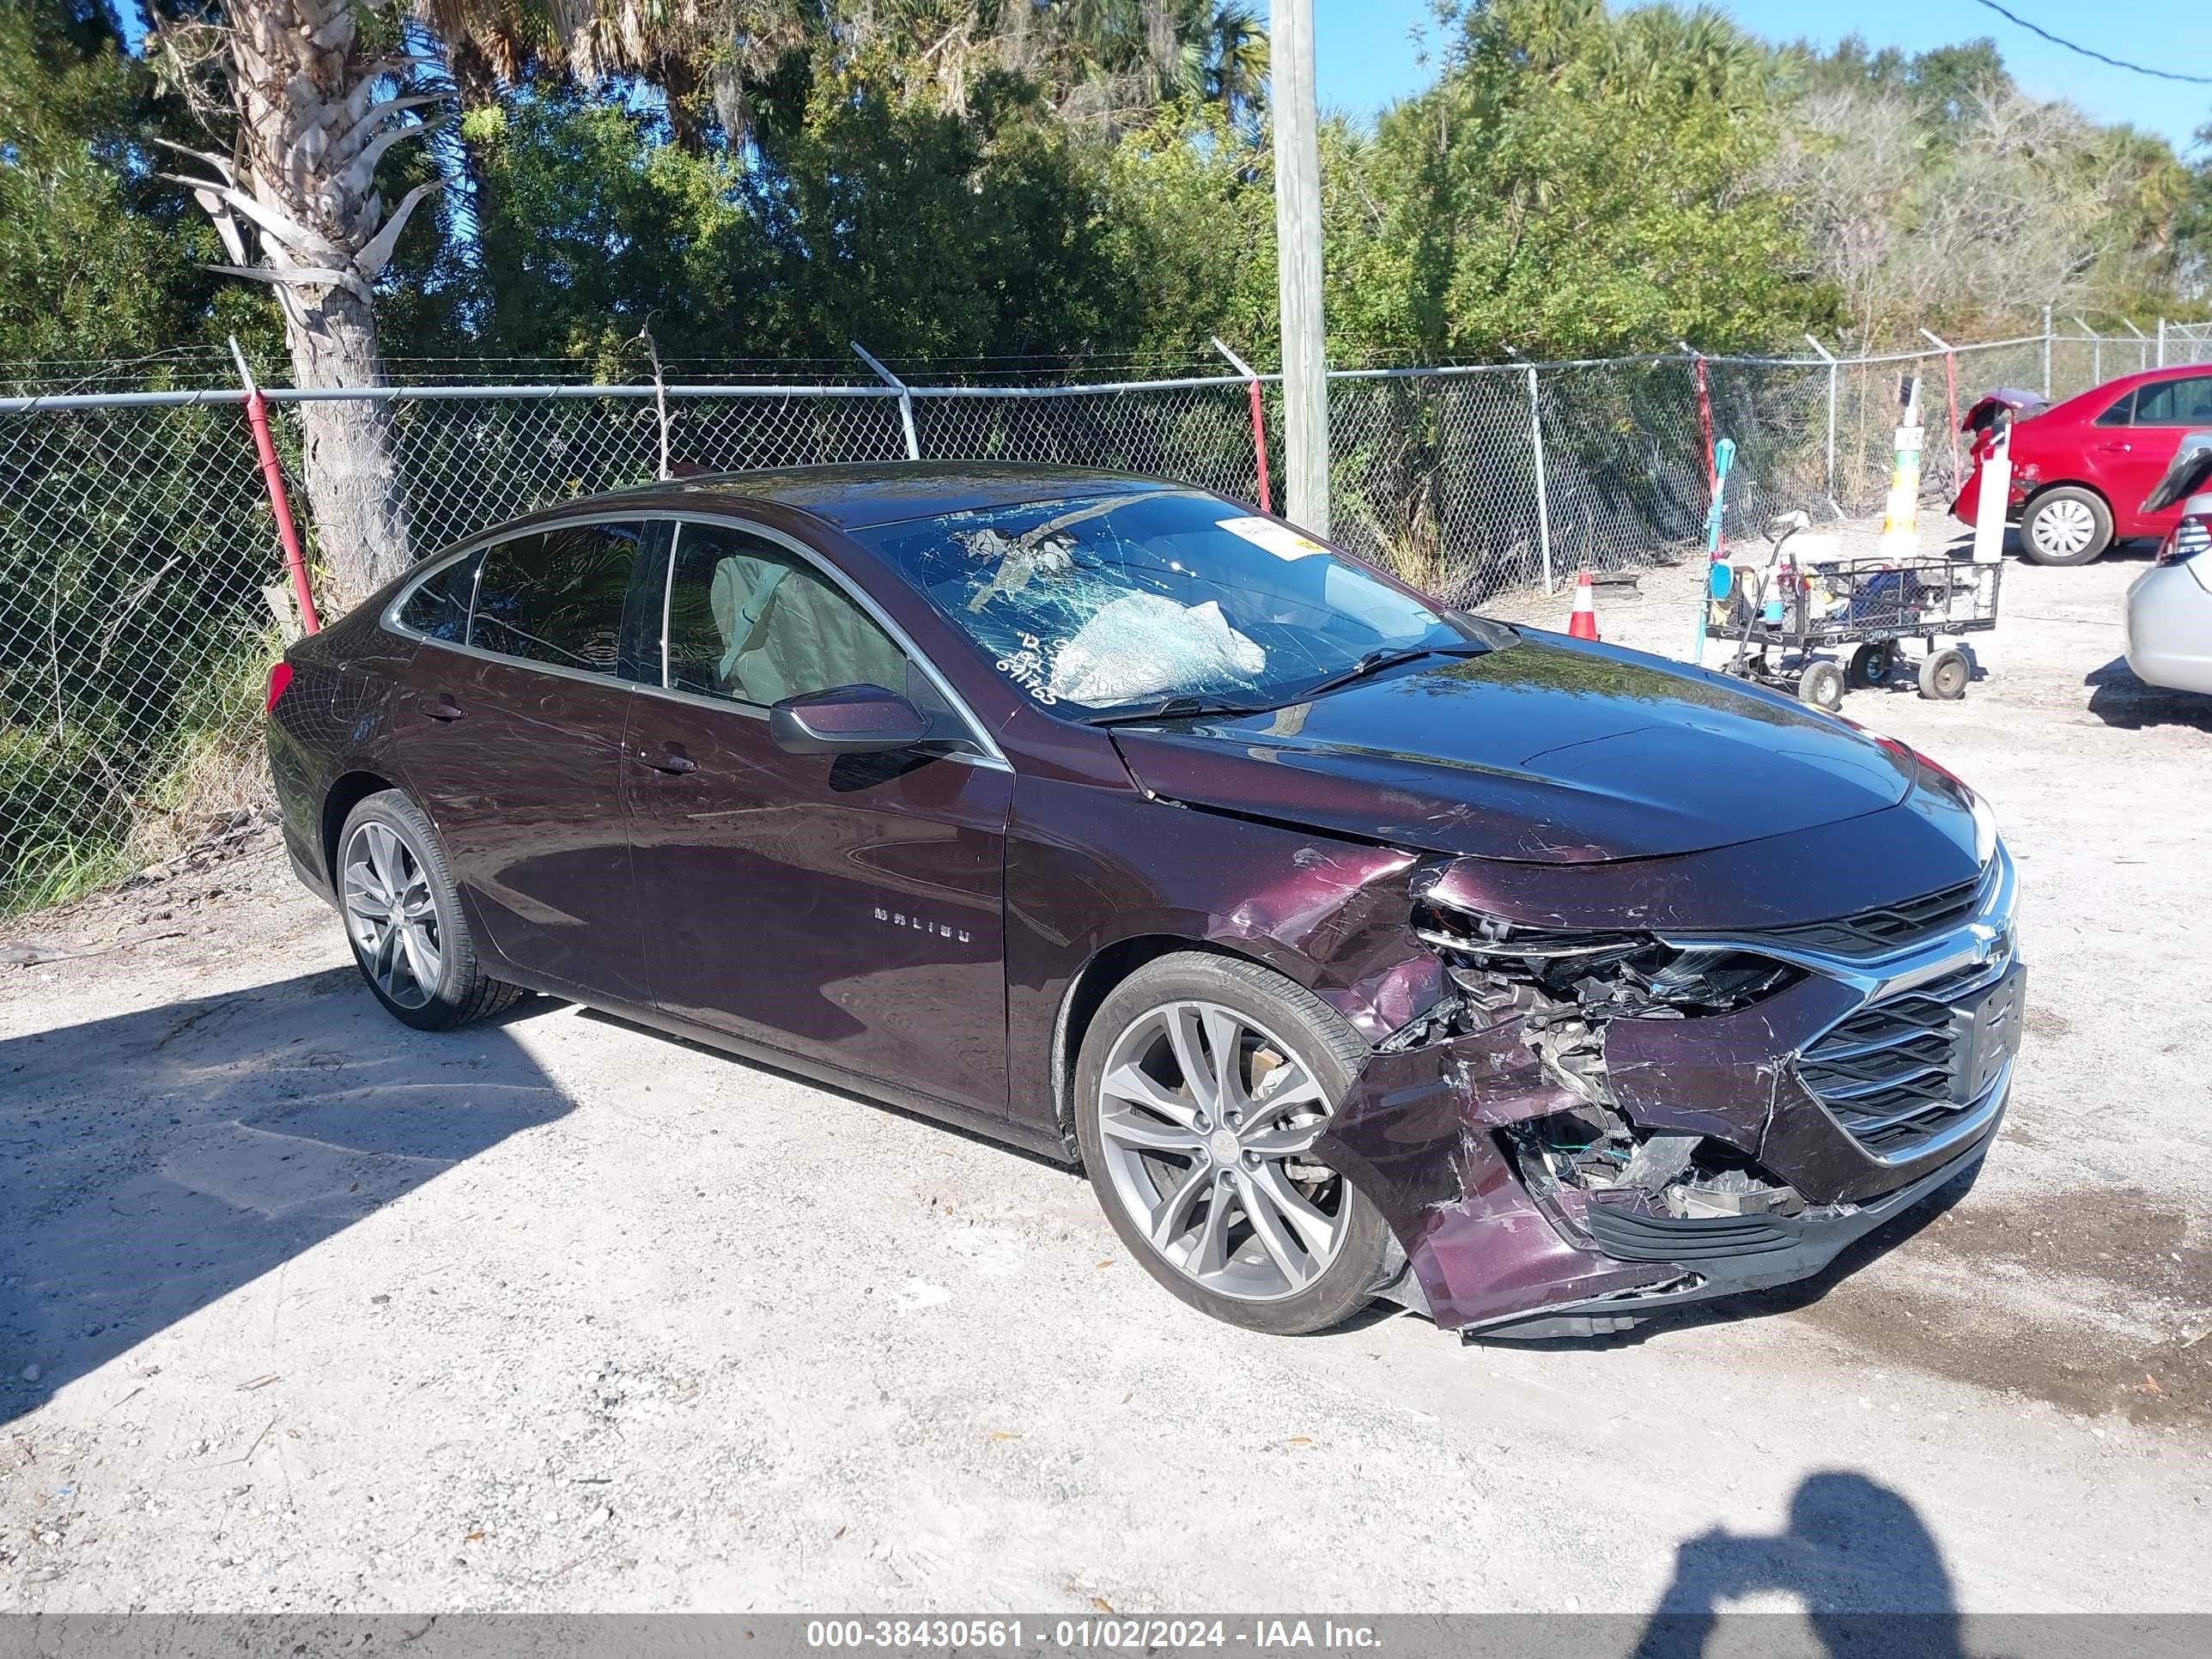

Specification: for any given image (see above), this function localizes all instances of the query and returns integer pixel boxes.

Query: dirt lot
[3,530,2209,1615]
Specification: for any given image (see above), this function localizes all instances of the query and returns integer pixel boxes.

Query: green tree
[1345,0,1829,362]
[0,0,263,375]
[1769,33,2197,341]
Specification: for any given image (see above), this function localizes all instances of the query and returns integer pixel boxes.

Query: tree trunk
[161,1,443,610]
[283,283,413,609]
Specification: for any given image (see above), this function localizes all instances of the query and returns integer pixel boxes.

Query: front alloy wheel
[1075,954,1389,1334]
[1096,999,1348,1300]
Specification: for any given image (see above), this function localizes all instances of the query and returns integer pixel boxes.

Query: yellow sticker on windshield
[1217,516,1328,560]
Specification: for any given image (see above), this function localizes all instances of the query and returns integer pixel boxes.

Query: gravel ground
[3,526,2208,1615]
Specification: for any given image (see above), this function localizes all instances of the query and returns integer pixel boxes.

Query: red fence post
[1211,337,1273,514]
[228,337,320,635]
[1691,350,1716,495]
[1944,350,1960,493]
[1920,331,1962,496]
[1246,379,1274,515]
[243,388,322,634]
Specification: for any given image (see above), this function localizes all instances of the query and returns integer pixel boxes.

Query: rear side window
[2094,391,2135,428]
[663,520,907,706]
[470,522,647,676]
[395,550,482,642]
[2132,377,2212,427]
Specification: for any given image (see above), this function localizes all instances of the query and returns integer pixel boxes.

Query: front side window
[469,521,646,676]
[664,520,908,706]
[2131,377,2212,427]
[396,549,482,641]
[849,489,1468,716]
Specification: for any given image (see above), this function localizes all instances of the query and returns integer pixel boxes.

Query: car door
[622,514,1015,1118]
[388,517,661,1005]
[2097,377,2212,538]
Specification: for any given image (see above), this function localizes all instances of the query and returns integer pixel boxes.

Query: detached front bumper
[1316,846,2021,1339]
[1462,1127,1994,1339]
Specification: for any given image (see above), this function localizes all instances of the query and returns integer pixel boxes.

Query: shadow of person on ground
[0,966,569,1424]
[2085,654,2212,731]
[1632,1471,1965,1659]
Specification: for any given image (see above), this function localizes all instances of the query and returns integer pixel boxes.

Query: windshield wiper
[1294,644,1491,702]
[1082,695,1273,727]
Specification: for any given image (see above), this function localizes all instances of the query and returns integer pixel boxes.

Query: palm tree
[150,0,453,605]
[1194,2,1266,128]
[146,0,1260,605]
[148,0,818,605]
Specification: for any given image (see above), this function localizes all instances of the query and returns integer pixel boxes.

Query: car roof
[2076,362,2212,397]
[544,462,1185,534]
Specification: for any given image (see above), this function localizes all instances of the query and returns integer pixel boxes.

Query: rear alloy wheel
[337,791,521,1030]
[1919,647,1971,702]
[2020,487,2112,566]
[1075,953,1388,1335]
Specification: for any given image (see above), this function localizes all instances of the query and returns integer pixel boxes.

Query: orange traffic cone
[1567,570,1601,641]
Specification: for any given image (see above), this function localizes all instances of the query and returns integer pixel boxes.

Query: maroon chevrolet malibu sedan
[267,465,2023,1339]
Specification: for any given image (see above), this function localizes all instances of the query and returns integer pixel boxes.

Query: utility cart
[1705,514,2002,709]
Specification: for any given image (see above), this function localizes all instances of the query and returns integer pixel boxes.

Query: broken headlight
[1411,902,1797,1018]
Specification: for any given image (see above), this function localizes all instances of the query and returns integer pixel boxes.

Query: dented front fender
[1316,1018,1679,1332]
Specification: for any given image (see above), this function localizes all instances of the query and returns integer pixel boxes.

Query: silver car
[2124,434,2212,696]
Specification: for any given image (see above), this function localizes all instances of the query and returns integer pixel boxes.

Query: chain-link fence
[0,319,2199,915]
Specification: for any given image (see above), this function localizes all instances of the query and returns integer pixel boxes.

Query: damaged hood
[1109,633,1917,863]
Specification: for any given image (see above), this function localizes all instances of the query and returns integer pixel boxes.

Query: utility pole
[1272,0,1328,536]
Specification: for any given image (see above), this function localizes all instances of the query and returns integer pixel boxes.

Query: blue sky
[1315,0,2212,155]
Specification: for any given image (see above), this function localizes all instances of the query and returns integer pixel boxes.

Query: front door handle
[636,747,698,775]
[423,695,465,722]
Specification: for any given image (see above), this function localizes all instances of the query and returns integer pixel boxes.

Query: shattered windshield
[850,490,1470,717]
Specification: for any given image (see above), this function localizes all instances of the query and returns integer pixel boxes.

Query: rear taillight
[2160,514,2209,567]
[265,661,294,713]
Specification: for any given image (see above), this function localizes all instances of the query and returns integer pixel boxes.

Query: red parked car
[1951,363,2212,565]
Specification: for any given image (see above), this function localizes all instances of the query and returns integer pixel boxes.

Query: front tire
[337,790,521,1030]
[2020,486,2112,566]
[1074,952,1389,1335]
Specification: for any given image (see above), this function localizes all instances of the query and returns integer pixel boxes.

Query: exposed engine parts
[1395,897,1808,1222]
[1504,1104,1805,1221]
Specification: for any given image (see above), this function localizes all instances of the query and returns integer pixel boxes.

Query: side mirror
[769,684,934,755]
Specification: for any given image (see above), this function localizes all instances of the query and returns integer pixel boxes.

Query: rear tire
[2020,487,2112,566]
[1074,952,1389,1335]
[336,790,522,1030]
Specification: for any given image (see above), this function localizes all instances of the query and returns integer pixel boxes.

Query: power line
[1967,0,2212,86]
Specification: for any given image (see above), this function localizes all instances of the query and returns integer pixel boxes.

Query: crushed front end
[1318,842,2023,1338]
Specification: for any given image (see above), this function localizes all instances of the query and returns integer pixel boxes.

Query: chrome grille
[1764,871,1988,957]
[1798,957,2014,1159]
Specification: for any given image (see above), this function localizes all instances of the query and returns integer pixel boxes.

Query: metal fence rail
[0,319,2190,915]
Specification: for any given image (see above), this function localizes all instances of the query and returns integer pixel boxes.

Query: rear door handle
[2098,441,2132,453]
[636,747,698,775]
[423,696,465,722]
